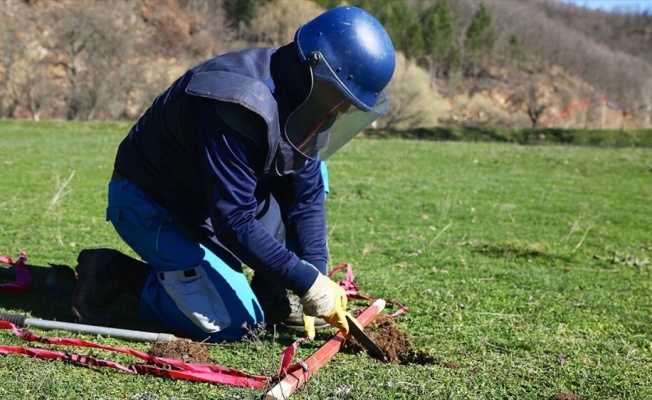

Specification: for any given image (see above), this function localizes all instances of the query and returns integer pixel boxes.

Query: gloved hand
[300,273,349,339]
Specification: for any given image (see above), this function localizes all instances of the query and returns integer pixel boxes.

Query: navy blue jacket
[114,47,326,295]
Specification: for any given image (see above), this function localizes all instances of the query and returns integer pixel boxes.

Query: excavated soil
[148,339,219,364]
[147,319,439,367]
[342,318,436,365]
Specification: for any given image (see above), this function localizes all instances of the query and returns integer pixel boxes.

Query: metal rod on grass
[0,312,177,342]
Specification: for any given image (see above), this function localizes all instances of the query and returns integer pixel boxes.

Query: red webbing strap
[0,257,406,387]
[0,256,15,265]
[328,263,408,318]
[0,251,32,293]
[0,320,305,388]
[0,345,137,374]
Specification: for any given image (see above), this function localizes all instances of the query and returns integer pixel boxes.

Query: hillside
[0,0,650,129]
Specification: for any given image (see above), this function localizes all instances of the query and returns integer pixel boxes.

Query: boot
[71,248,149,326]
[250,273,329,329]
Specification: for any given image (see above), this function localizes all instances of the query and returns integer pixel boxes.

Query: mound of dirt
[146,319,442,367]
[342,319,435,365]
[148,339,219,365]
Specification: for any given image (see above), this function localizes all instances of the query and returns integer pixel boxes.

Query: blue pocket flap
[106,207,122,222]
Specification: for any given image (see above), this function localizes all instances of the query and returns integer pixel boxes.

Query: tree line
[1,0,650,127]
[228,0,652,128]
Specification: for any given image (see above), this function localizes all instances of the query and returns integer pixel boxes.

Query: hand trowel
[345,313,387,362]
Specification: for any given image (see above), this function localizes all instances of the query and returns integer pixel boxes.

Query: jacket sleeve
[198,101,319,296]
[270,159,328,275]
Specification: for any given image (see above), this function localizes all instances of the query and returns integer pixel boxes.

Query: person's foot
[71,248,148,326]
[251,276,329,329]
[72,249,121,326]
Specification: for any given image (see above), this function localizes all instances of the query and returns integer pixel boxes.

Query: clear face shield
[284,54,388,161]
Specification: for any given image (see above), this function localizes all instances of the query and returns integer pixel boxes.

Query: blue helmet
[285,6,395,160]
[295,6,395,112]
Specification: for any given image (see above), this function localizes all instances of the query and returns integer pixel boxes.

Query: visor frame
[283,65,388,161]
[307,51,376,112]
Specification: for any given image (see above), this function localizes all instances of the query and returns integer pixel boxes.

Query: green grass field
[1,120,650,399]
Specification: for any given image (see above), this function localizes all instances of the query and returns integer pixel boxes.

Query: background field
[0,120,650,399]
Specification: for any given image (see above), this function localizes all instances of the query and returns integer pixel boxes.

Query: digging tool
[0,312,177,342]
[345,313,387,362]
[264,298,386,400]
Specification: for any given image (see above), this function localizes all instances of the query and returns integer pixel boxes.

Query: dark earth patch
[342,318,436,365]
[147,319,449,368]
[148,339,219,365]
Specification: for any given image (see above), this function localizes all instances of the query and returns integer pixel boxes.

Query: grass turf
[0,120,650,399]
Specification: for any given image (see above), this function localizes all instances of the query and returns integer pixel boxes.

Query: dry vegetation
[0,0,650,129]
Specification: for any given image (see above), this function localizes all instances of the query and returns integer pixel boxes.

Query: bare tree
[641,78,652,126]
[42,6,134,120]
[0,25,23,118]
[527,82,546,128]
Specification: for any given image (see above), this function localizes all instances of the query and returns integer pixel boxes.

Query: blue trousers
[107,178,263,341]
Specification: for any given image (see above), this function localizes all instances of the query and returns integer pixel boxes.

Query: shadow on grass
[0,291,75,322]
[0,290,172,336]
